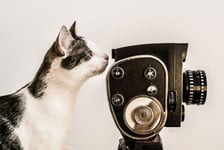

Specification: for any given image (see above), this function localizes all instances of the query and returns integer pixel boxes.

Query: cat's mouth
[93,59,109,75]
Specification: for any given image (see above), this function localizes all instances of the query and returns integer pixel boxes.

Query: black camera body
[106,43,207,143]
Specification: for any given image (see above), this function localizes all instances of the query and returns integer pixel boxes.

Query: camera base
[118,135,163,150]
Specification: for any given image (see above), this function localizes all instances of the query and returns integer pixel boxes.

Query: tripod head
[118,135,163,150]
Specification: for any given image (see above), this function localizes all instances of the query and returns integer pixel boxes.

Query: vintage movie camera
[106,43,207,150]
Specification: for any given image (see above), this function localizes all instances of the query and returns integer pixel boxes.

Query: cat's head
[48,22,108,82]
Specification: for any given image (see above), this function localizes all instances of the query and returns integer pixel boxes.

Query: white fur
[14,39,108,150]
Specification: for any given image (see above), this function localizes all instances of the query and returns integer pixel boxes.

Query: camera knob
[111,94,125,106]
[183,70,207,105]
[146,85,158,95]
[144,67,157,80]
[111,67,124,79]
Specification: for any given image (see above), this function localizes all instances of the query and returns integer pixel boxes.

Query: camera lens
[183,70,207,105]
[124,97,165,135]
[133,106,153,125]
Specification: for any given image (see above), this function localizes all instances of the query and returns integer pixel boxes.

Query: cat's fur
[0,21,108,150]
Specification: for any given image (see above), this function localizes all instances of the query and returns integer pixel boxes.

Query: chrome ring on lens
[124,96,165,135]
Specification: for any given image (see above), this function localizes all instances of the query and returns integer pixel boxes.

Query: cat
[0,21,108,150]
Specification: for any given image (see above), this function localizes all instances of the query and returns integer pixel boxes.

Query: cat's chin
[98,63,108,74]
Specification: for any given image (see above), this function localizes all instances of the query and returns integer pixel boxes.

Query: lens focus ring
[183,70,207,105]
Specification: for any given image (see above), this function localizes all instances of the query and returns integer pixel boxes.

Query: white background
[0,0,223,149]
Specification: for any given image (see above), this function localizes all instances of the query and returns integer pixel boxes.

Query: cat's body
[0,22,108,150]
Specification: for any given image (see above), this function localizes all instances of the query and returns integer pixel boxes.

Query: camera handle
[118,135,163,150]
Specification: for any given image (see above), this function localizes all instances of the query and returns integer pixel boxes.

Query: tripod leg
[118,138,129,150]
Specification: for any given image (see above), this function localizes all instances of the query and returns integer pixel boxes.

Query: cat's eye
[62,50,93,69]
[77,54,91,64]
[62,56,79,69]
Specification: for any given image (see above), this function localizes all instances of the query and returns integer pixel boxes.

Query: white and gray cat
[0,21,108,150]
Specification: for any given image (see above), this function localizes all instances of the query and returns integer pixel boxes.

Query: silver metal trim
[106,55,168,140]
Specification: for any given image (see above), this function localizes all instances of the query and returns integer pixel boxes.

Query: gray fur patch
[0,94,25,149]
[28,46,55,98]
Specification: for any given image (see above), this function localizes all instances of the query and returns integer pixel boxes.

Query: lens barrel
[183,70,207,105]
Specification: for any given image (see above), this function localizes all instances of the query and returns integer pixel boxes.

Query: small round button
[111,67,124,79]
[111,94,124,106]
[144,67,157,80]
[147,85,158,95]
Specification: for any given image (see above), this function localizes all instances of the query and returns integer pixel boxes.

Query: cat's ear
[54,25,73,57]
[69,21,77,38]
